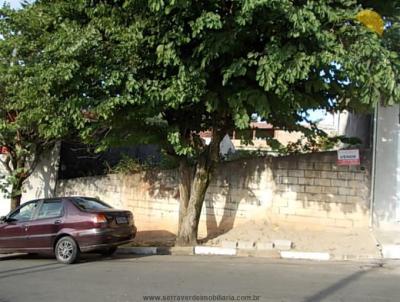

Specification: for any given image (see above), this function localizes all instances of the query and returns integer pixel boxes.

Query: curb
[117,246,195,256]
[381,244,400,259]
[237,249,281,258]
[1,249,380,262]
[194,246,236,256]
[280,251,330,261]
[118,247,158,255]
[116,246,381,262]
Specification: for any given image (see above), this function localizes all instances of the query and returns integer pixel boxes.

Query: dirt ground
[206,219,382,259]
[131,219,382,259]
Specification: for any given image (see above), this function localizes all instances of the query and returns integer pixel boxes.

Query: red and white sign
[337,149,360,166]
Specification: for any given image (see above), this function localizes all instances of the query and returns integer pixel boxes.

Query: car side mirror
[0,216,6,222]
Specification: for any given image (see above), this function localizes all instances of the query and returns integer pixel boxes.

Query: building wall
[0,155,11,216]
[373,105,400,230]
[230,112,370,152]
[22,144,61,203]
[56,151,371,238]
[0,144,60,216]
[310,110,371,147]
[337,111,371,148]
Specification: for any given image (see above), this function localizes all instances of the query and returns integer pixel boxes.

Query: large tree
[0,3,72,209]
[8,0,400,244]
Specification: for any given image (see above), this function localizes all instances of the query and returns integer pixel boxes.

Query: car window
[73,197,112,211]
[37,200,63,219]
[9,201,38,222]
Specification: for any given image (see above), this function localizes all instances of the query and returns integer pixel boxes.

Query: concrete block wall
[270,152,370,228]
[56,151,371,239]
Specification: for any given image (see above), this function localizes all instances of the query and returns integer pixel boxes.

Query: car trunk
[88,209,134,228]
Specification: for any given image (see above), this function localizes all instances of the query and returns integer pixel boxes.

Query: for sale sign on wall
[337,149,360,166]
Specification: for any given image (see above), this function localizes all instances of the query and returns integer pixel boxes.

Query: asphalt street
[1,254,400,302]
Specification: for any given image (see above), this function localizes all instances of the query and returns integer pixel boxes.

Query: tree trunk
[176,130,224,246]
[9,160,27,211]
[10,178,24,210]
[10,194,22,210]
[178,157,191,230]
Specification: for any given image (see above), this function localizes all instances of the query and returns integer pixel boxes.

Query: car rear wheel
[55,236,80,264]
[100,246,117,257]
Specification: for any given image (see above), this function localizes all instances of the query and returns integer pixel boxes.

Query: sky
[4,0,23,8]
[10,0,21,8]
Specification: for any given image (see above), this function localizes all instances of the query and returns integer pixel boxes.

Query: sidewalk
[121,220,382,261]
[373,229,400,259]
[0,221,382,261]
[206,220,381,260]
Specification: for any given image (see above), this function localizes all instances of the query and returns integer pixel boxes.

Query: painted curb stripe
[280,251,330,261]
[194,246,237,256]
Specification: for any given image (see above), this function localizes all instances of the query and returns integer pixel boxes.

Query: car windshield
[72,197,112,211]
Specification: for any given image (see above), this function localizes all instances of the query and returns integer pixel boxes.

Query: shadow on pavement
[0,252,152,280]
[303,265,379,302]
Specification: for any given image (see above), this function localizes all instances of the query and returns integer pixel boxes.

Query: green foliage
[0,4,73,199]
[12,0,397,156]
[224,149,270,162]
[107,155,145,174]
[279,134,363,155]
[0,0,399,196]
[107,152,179,175]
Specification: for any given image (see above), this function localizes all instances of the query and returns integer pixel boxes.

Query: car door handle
[22,224,29,231]
[54,220,62,225]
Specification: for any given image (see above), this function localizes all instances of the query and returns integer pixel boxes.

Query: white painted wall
[0,155,11,216]
[373,105,400,230]
[22,143,61,203]
[0,143,60,216]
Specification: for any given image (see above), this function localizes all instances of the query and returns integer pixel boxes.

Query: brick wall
[56,151,371,238]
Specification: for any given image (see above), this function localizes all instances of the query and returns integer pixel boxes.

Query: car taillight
[92,213,108,224]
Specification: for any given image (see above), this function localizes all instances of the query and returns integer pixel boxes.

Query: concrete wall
[22,144,61,203]
[0,155,11,216]
[373,105,400,230]
[0,144,60,216]
[56,151,371,239]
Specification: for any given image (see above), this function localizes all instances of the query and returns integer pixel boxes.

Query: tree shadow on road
[0,252,152,280]
[303,264,380,302]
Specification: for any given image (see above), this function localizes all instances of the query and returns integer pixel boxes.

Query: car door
[0,200,39,252]
[26,199,65,251]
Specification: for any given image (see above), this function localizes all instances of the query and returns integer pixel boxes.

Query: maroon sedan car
[0,197,137,264]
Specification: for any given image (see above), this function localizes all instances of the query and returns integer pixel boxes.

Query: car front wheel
[55,236,80,264]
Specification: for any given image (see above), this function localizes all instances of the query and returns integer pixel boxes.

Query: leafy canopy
[0,3,72,197]
[3,0,400,159]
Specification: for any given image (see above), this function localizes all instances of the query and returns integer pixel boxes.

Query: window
[37,200,63,219]
[72,197,112,211]
[9,201,38,222]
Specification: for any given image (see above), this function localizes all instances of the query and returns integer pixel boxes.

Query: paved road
[1,254,400,302]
